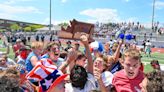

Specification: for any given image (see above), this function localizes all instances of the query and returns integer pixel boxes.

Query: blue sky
[0,0,163,27]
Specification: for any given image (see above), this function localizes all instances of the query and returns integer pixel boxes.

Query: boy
[112,49,144,92]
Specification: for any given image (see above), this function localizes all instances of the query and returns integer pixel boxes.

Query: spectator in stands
[112,49,144,92]
[139,70,164,92]
[35,34,39,41]
[27,36,31,42]
[41,34,45,42]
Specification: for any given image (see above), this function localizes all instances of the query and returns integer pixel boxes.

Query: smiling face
[94,57,106,72]
[123,57,141,79]
[49,45,60,61]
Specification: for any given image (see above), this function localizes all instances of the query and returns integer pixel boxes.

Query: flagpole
[49,0,52,31]
[152,0,156,31]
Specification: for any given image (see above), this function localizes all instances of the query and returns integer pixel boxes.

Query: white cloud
[80,8,120,23]
[125,0,130,2]
[0,4,42,14]
[61,0,67,3]
[0,13,16,19]
[155,1,164,9]
[4,0,32,4]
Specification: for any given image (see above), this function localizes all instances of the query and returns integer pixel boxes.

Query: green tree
[24,26,31,32]
[10,23,21,31]
[29,24,44,32]
[58,22,69,29]
[0,29,5,32]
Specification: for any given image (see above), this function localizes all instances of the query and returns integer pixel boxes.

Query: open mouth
[128,71,134,76]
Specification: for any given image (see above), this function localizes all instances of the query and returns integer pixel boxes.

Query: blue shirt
[110,61,122,74]
[25,52,41,72]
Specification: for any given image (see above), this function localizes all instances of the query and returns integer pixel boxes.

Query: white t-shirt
[65,73,97,92]
[101,71,113,87]
[146,42,152,46]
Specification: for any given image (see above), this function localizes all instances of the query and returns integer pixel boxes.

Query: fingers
[93,67,101,80]
[67,50,78,62]
[80,35,88,42]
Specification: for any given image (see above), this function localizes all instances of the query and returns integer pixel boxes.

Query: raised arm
[94,61,109,92]
[80,35,93,74]
[30,56,39,67]
[59,50,77,73]
[113,40,123,62]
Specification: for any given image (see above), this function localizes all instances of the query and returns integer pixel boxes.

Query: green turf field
[0,46,163,73]
[141,52,164,73]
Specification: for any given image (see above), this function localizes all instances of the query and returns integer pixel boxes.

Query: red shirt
[13,44,23,57]
[112,70,144,92]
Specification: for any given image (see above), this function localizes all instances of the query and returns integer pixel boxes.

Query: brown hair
[97,54,108,70]
[46,42,59,51]
[122,48,141,61]
[31,41,44,49]
[0,68,20,92]
[75,52,87,62]
[146,71,164,92]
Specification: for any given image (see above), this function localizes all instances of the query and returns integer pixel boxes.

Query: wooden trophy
[58,19,94,40]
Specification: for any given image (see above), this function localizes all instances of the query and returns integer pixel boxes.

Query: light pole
[152,0,156,31]
[49,0,52,31]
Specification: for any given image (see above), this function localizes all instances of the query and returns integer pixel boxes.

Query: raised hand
[93,61,101,80]
[119,39,123,45]
[66,50,78,64]
[80,34,89,45]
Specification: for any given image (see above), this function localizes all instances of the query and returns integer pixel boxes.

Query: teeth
[129,72,134,76]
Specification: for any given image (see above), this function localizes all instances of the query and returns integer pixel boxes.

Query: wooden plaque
[58,19,94,40]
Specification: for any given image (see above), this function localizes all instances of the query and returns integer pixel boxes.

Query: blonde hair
[97,54,108,68]
[31,41,44,49]
[123,48,141,61]
[108,56,115,64]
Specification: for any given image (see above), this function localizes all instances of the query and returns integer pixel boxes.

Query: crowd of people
[0,32,163,92]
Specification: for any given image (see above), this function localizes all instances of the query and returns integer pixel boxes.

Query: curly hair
[0,68,20,92]
[146,71,164,92]
[70,65,88,89]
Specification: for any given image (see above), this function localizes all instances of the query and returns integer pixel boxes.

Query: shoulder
[136,71,144,79]
[87,73,97,86]
[112,70,125,82]
[87,73,95,81]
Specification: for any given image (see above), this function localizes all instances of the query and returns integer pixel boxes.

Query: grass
[0,46,15,59]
